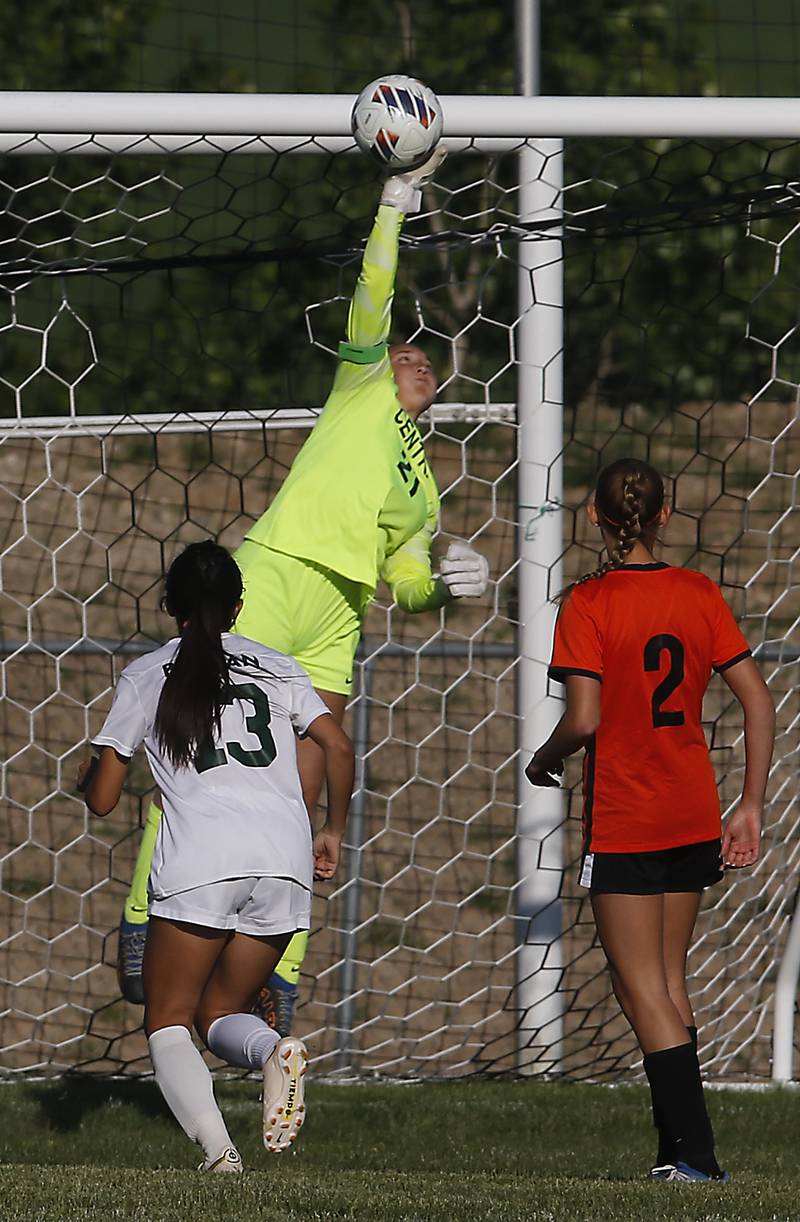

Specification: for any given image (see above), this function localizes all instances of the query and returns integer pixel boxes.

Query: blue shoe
[649,1163,678,1181]
[117,917,148,1004]
[654,1161,731,1183]
[269,973,298,1038]
[252,972,298,1038]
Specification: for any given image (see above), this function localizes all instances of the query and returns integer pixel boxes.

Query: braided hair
[562,457,665,599]
[155,541,243,769]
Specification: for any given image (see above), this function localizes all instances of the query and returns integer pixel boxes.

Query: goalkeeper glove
[438,540,489,599]
[380,144,448,214]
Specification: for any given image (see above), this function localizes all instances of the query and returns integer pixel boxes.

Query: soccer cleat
[649,1163,678,1181]
[262,1036,308,1153]
[252,972,298,1038]
[199,1146,244,1174]
[117,917,148,1004]
[268,973,298,1038]
[651,1160,731,1183]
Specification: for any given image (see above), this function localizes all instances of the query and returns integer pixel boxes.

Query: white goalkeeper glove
[438,540,489,599]
[380,144,448,214]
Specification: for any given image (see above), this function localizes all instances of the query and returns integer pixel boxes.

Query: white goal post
[6,92,800,144]
[0,92,797,1083]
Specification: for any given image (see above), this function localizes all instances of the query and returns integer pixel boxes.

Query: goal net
[0,102,797,1080]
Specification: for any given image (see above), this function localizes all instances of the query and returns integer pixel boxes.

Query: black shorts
[579,838,723,895]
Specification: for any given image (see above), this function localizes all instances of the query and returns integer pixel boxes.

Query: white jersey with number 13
[93,633,329,900]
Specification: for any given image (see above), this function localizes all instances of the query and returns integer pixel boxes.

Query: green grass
[1,1078,798,1221]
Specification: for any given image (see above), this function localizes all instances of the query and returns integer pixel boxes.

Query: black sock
[654,1110,673,1166]
[653,1025,700,1165]
[644,1041,721,1177]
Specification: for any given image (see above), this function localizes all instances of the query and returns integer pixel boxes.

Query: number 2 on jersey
[195,682,277,773]
[643,634,685,728]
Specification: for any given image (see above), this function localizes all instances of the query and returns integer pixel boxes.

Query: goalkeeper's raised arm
[339,146,445,366]
[334,142,449,400]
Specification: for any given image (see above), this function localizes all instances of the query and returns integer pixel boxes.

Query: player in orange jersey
[526,456,775,1184]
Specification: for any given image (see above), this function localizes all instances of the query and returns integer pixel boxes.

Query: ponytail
[559,457,665,601]
[155,541,243,769]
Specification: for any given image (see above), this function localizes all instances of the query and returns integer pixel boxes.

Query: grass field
[0,1077,798,1221]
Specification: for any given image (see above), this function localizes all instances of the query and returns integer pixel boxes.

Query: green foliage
[0,0,160,91]
[543,0,711,97]
[306,0,515,94]
[0,1,789,436]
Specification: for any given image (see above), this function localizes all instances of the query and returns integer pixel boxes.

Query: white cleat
[199,1145,244,1173]
[262,1036,308,1153]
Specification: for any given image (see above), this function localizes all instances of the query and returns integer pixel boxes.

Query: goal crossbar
[0,405,515,439]
[4,93,800,143]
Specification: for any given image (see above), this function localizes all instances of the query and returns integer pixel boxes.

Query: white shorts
[148,876,312,937]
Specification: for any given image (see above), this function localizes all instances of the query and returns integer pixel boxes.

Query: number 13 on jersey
[195,683,278,773]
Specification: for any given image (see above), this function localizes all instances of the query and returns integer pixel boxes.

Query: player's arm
[79,672,147,815]
[304,713,355,880]
[718,656,775,867]
[339,149,447,368]
[342,203,402,361]
[381,520,449,613]
[526,676,601,787]
[382,524,490,614]
[77,746,130,817]
[527,591,602,785]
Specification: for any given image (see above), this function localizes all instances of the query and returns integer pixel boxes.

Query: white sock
[148,1025,234,1161]
[206,1012,281,1070]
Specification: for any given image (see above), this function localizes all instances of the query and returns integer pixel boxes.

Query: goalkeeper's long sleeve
[345,204,403,352]
[381,524,450,614]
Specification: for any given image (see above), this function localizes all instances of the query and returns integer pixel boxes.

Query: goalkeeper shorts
[233,539,364,695]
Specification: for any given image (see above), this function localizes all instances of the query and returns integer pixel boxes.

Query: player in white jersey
[77,541,354,1172]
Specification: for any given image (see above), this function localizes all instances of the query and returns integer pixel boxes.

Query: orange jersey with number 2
[549,563,751,854]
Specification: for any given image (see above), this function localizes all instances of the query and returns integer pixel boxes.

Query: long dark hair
[155,541,243,769]
[561,457,666,599]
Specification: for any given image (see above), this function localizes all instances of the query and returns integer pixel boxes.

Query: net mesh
[0,132,797,1079]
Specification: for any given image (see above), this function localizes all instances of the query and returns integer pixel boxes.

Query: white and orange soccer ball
[351,75,443,172]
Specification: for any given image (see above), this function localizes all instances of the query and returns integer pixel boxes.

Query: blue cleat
[649,1163,678,1181]
[651,1161,731,1183]
[117,917,148,1004]
[269,973,299,1038]
[253,972,298,1038]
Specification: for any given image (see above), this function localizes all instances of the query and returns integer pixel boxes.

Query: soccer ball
[351,75,443,172]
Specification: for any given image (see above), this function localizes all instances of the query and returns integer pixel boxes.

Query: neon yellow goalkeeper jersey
[246,204,445,613]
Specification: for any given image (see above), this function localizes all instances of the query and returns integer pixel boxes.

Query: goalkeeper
[117,147,490,1027]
